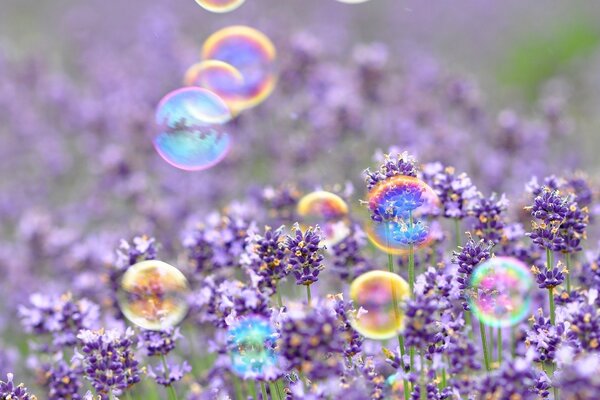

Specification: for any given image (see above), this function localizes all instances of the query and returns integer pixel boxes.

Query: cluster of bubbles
[296,190,351,248]
[118,260,190,330]
[349,270,410,340]
[365,176,440,255]
[227,316,280,379]
[468,257,534,328]
[154,25,276,171]
[195,0,246,13]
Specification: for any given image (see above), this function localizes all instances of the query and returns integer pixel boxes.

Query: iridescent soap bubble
[297,191,351,247]
[365,176,439,255]
[468,256,534,328]
[183,60,246,115]
[350,271,410,340]
[118,260,190,330]
[385,373,406,399]
[202,26,276,111]
[227,316,279,379]
[154,87,232,171]
[195,0,246,13]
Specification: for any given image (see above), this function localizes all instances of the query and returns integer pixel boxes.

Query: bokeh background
[2,0,600,390]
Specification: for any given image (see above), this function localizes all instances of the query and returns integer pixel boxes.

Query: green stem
[248,381,258,400]
[488,325,494,367]
[386,250,409,400]
[464,311,474,341]
[479,321,491,372]
[160,355,178,400]
[276,379,285,399]
[260,381,268,400]
[454,218,461,248]
[125,392,133,400]
[511,326,516,359]
[276,280,283,308]
[497,327,503,366]
[306,285,312,307]
[565,253,572,292]
[233,375,244,400]
[269,381,280,400]
[546,248,556,325]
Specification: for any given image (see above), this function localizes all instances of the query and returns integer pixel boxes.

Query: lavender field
[1,1,600,399]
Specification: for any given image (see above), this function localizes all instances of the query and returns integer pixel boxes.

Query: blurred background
[2,0,600,388]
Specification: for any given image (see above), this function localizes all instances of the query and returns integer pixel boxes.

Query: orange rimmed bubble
[349,270,410,340]
[365,176,439,255]
[297,191,351,247]
[183,60,246,115]
[202,26,276,111]
[118,260,190,330]
[195,0,246,13]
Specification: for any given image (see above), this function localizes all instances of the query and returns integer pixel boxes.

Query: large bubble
[468,256,534,328]
[118,260,190,330]
[349,270,410,340]
[227,316,280,380]
[365,176,439,255]
[195,0,246,13]
[297,190,351,247]
[202,26,276,111]
[154,87,232,171]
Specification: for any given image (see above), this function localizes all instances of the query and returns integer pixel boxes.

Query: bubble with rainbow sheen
[349,270,410,340]
[154,87,232,171]
[297,190,351,247]
[227,315,280,380]
[468,256,534,328]
[195,0,246,13]
[183,60,247,115]
[385,373,406,399]
[365,175,440,255]
[202,26,276,111]
[118,260,190,331]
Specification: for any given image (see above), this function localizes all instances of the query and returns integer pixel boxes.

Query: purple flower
[285,224,325,287]
[0,373,37,400]
[147,360,191,387]
[75,328,140,399]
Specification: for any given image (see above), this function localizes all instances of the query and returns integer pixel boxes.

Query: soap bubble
[202,26,276,111]
[349,270,410,340]
[297,191,351,247]
[195,0,246,13]
[468,256,534,328]
[365,176,439,255]
[154,87,232,171]
[118,260,190,330]
[227,316,280,380]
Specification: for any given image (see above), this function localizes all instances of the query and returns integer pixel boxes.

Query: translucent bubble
[386,374,406,398]
[195,0,246,13]
[183,60,246,115]
[349,270,410,340]
[468,257,534,328]
[202,26,276,111]
[227,316,279,379]
[297,191,351,247]
[154,87,232,171]
[118,260,190,330]
[365,176,439,255]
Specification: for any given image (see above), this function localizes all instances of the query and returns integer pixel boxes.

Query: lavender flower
[286,224,325,287]
[0,374,37,400]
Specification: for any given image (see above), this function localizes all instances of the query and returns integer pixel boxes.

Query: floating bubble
[297,191,351,247]
[154,87,232,171]
[227,316,279,380]
[183,60,246,115]
[349,270,410,340]
[386,374,406,398]
[468,256,534,328]
[118,260,190,330]
[195,0,246,13]
[202,26,276,111]
[365,176,439,255]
